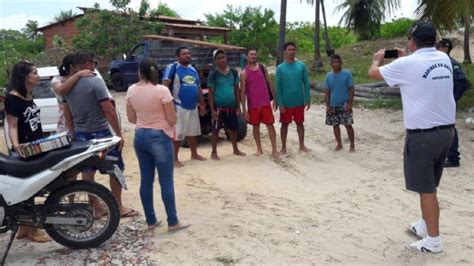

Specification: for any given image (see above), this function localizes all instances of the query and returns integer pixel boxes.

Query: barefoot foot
[191,154,207,161]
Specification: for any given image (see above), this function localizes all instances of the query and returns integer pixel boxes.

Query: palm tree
[415,0,473,64]
[276,0,287,65]
[54,10,77,23]
[21,20,39,40]
[335,0,400,40]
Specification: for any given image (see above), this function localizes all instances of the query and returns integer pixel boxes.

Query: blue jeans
[133,128,178,226]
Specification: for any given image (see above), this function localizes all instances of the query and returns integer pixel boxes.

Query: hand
[244,112,249,122]
[77,69,95,77]
[373,49,385,66]
[199,104,206,116]
[211,110,218,121]
[326,106,334,114]
[236,108,241,116]
[344,104,353,114]
[279,106,286,114]
[394,47,408,57]
[13,144,26,158]
[305,102,311,111]
[117,136,125,151]
[272,101,278,111]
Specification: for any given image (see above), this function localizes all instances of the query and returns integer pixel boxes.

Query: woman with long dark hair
[126,59,190,234]
[4,60,50,242]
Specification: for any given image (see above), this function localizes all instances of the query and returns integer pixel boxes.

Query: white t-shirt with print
[380,47,456,129]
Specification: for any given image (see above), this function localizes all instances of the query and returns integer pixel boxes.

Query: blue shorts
[74,129,124,173]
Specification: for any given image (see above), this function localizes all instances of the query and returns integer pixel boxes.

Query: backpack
[258,64,273,101]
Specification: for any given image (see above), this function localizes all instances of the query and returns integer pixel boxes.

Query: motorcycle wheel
[44,181,120,249]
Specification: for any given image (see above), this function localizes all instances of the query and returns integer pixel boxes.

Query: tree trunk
[277,0,287,66]
[463,23,472,64]
[321,0,334,56]
[313,0,323,70]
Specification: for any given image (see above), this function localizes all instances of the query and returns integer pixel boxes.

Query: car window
[32,79,55,99]
[130,44,145,61]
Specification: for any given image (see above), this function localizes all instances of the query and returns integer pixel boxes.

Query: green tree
[138,0,150,17]
[53,10,77,22]
[73,1,163,61]
[335,0,400,40]
[415,0,473,64]
[205,5,278,60]
[21,20,39,40]
[150,3,180,18]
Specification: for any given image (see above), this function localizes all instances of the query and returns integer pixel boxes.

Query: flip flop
[168,221,191,233]
[121,209,140,218]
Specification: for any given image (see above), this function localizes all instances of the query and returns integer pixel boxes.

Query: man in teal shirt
[276,42,311,154]
[208,49,246,160]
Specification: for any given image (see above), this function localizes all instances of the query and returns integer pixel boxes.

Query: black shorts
[212,108,238,131]
[403,127,454,193]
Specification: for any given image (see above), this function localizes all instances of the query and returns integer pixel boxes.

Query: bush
[379,18,414,39]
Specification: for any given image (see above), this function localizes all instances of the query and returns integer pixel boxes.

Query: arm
[208,87,217,121]
[275,68,285,113]
[234,83,241,115]
[126,104,137,124]
[163,101,177,127]
[302,64,311,110]
[240,71,249,120]
[162,79,171,88]
[6,115,25,157]
[54,70,94,96]
[62,103,74,133]
[198,84,206,116]
[369,48,407,80]
[346,86,355,113]
[324,89,333,114]
[100,100,124,150]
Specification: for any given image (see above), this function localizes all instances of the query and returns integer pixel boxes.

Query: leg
[211,129,220,160]
[333,125,343,151]
[229,130,246,156]
[187,136,206,161]
[296,122,310,152]
[420,192,440,237]
[253,124,263,156]
[173,141,184,167]
[266,124,279,158]
[135,140,157,225]
[445,127,460,166]
[345,124,355,152]
[280,123,289,154]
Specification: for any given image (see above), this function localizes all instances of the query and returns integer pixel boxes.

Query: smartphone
[384,49,398,59]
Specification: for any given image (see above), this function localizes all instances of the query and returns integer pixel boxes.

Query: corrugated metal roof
[141,35,245,50]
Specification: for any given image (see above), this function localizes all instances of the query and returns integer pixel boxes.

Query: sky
[0,0,419,31]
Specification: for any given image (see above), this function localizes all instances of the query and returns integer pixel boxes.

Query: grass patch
[215,255,239,265]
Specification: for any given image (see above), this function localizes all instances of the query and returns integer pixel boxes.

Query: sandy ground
[0,89,473,264]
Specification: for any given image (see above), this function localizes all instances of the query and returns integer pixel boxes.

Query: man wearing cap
[163,46,207,167]
[436,38,471,168]
[208,49,246,160]
[368,21,455,253]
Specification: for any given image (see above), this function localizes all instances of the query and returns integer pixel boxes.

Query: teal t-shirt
[275,60,311,108]
[324,69,354,107]
[208,68,239,108]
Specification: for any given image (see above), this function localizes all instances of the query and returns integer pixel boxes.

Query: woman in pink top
[126,59,190,233]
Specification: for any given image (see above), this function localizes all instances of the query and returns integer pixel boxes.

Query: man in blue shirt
[163,46,206,167]
[436,38,471,168]
[324,54,355,152]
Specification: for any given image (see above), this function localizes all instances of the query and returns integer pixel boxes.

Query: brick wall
[42,20,79,50]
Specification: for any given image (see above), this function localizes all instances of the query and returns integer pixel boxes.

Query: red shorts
[280,106,305,124]
[248,105,274,125]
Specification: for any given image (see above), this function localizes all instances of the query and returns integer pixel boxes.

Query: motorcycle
[0,136,126,264]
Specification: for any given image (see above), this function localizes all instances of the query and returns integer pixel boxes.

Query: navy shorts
[326,107,353,126]
[74,129,124,173]
[212,108,238,131]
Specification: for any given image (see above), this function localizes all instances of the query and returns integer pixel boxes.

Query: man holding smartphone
[368,21,455,253]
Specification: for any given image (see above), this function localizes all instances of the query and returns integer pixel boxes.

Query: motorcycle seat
[0,141,91,178]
